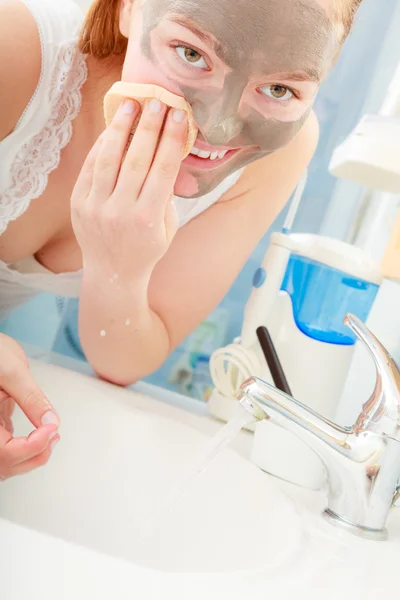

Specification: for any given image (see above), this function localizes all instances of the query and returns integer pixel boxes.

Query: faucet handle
[345,314,400,438]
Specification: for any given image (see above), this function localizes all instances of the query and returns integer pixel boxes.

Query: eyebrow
[271,69,321,84]
[168,15,221,51]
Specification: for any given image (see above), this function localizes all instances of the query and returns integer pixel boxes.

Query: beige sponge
[104,82,198,158]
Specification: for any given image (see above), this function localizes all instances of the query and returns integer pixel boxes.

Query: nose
[201,116,244,146]
[194,79,246,146]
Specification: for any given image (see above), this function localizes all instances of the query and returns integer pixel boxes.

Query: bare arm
[0,0,41,141]
[80,113,319,384]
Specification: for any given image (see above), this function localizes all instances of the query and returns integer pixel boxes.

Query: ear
[119,0,135,38]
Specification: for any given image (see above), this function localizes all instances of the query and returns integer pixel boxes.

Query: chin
[173,152,261,198]
[173,167,203,198]
[173,163,235,198]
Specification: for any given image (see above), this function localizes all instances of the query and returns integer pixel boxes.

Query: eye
[175,46,208,69]
[260,85,294,102]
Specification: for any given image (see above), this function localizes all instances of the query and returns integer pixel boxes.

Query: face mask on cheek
[178,73,312,151]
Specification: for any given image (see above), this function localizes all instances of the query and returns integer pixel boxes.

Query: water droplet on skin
[113,273,119,280]
[125,319,131,327]
[100,330,106,337]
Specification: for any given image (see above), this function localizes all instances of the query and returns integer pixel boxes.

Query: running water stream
[139,403,256,543]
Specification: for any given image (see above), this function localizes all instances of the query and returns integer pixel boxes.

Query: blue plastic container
[281,255,380,345]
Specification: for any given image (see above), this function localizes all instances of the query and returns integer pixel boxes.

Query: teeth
[189,146,229,160]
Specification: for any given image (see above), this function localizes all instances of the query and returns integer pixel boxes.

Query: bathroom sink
[0,361,301,575]
[1,360,399,600]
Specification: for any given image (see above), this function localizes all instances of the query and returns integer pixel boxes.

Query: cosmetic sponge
[104,82,198,158]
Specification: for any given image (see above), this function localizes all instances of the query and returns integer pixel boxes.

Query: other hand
[0,334,60,481]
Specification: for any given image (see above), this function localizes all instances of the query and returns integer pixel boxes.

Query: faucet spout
[239,377,350,452]
[238,315,400,541]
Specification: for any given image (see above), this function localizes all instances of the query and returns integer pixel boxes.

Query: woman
[0,0,362,479]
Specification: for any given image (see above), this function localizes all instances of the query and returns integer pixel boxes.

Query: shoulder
[0,0,85,142]
[0,0,41,140]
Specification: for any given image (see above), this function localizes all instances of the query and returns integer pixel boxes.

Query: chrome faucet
[238,314,400,541]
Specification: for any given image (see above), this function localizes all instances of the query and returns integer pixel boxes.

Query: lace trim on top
[0,44,87,235]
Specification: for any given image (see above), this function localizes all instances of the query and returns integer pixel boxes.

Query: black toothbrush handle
[256,326,292,396]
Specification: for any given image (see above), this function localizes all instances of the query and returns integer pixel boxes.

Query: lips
[183,148,240,170]
[190,145,229,161]
[182,138,242,170]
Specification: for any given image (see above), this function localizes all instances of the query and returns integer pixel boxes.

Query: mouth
[183,139,242,171]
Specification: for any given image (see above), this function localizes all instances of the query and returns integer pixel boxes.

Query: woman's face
[121,0,338,197]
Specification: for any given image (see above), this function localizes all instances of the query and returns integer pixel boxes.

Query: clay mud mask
[122,0,338,196]
[140,0,338,151]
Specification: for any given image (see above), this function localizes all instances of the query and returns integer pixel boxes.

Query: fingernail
[123,99,135,115]
[149,99,162,114]
[173,109,186,124]
[49,431,58,442]
[41,411,59,426]
[50,438,59,454]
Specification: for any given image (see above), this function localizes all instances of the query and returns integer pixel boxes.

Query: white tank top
[0,0,243,319]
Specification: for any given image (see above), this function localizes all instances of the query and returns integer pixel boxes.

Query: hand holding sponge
[104,82,198,158]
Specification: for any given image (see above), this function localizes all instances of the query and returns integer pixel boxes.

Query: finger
[0,419,12,446]
[0,397,15,435]
[1,397,15,434]
[138,108,187,211]
[0,396,14,420]
[6,397,14,419]
[114,99,168,203]
[7,435,59,477]
[71,133,106,204]
[2,425,58,467]
[91,99,141,200]
[0,360,59,429]
[4,419,13,435]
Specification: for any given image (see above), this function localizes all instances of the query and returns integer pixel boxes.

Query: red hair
[79,0,127,59]
[334,0,363,42]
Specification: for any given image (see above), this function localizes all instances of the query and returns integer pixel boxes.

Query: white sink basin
[0,361,301,575]
[1,360,399,600]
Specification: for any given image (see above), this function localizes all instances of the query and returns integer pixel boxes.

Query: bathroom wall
[320,1,400,246]
[2,0,400,400]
